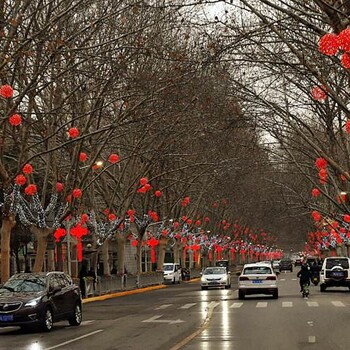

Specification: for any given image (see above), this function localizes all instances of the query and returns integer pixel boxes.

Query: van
[163,263,181,284]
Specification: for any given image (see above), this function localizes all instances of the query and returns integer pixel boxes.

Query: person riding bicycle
[297,261,311,292]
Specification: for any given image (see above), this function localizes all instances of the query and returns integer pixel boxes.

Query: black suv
[279,259,293,272]
[0,271,82,332]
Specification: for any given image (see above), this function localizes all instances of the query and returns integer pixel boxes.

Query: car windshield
[204,267,226,275]
[0,276,47,293]
[325,259,349,269]
[244,266,272,275]
[163,265,174,271]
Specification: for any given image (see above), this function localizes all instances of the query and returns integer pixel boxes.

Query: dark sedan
[0,271,82,332]
[279,259,293,272]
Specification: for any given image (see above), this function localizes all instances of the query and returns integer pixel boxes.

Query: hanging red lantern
[68,127,79,138]
[108,213,116,221]
[127,209,135,217]
[56,182,64,192]
[24,184,37,196]
[70,223,88,262]
[186,218,192,225]
[154,190,162,197]
[140,177,148,185]
[15,174,26,186]
[9,114,22,126]
[319,168,327,178]
[345,120,350,134]
[137,186,147,194]
[173,221,179,229]
[318,33,339,55]
[0,84,14,98]
[103,208,110,215]
[80,213,89,224]
[341,52,350,68]
[108,153,119,163]
[147,237,159,263]
[195,220,201,226]
[131,240,138,247]
[312,188,320,197]
[338,28,350,52]
[344,214,350,223]
[72,188,82,198]
[79,152,87,162]
[204,216,210,223]
[143,183,152,192]
[311,210,321,222]
[311,86,327,102]
[315,157,327,169]
[66,195,72,203]
[162,229,168,237]
[54,228,67,242]
[22,163,33,175]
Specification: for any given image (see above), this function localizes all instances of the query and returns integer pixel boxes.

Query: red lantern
[345,120,350,134]
[319,168,327,178]
[66,195,72,203]
[338,28,350,52]
[68,127,79,138]
[108,153,119,163]
[9,114,22,126]
[56,182,64,192]
[72,188,82,198]
[24,184,37,196]
[162,229,168,237]
[311,86,327,102]
[154,190,162,197]
[147,237,159,263]
[204,216,210,223]
[341,53,350,69]
[311,210,321,222]
[173,221,179,229]
[54,228,66,242]
[315,157,327,169]
[0,84,14,98]
[312,188,320,197]
[79,152,87,162]
[127,209,135,217]
[22,163,33,175]
[144,183,152,192]
[195,220,201,226]
[131,240,138,247]
[103,208,110,215]
[80,213,89,224]
[344,214,350,223]
[15,174,26,186]
[108,213,116,221]
[318,33,339,56]
[137,186,147,194]
[140,177,148,185]
[186,219,192,225]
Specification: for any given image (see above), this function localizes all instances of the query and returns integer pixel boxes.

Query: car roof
[243,263,272,268]
[324,256,349,260]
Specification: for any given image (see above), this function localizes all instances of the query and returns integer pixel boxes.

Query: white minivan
[163,263,181,284]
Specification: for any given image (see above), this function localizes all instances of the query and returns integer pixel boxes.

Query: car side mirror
[49,286,61,295]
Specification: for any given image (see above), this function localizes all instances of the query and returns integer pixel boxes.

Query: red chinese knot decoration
[54,228,66,242]
[70,223,88,262]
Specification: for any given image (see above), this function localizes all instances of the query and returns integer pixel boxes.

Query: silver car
[201,267,231,290]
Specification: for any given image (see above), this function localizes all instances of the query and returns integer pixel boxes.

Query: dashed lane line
[331,301,345,307]
[179,303,197,309]
[230,302,243,308]
[282,302,293,307]
[256,302,268,308]
[306,301,319,307]
[155,304,172,310]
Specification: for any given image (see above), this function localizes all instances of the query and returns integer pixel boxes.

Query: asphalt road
[1,272,350,350]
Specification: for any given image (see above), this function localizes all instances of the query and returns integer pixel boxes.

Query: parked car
[181,268,190,281]
[294,257,302,267]
[0,271,82,332]
[279,259,293,272]
[201,267,231,290]
[272,260,281,271]
[163,263,181,284]
[320,257,350,292]
[238,263,278,299]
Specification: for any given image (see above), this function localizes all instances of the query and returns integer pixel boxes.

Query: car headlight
[201,276,207,282]
[25,297,41,307]
[221,276,228,282]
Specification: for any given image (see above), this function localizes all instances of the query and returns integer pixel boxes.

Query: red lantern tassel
[230,248,235,261]
[209,250,213,262]
[77,240,83,262]
[151,247,156,263]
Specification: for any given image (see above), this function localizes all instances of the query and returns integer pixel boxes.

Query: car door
[48,274,68,318]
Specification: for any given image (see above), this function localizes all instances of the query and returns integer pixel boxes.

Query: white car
[163,263,181,284]
[238,263,278,299]
[201,266,231,290]
[320,257,350,292]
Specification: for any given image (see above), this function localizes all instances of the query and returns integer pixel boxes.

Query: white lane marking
[155,304,172,310]
[307,321,314,327]
[230,302,243,308]
[307,301,319,307]
[308,336,316,343]
[332,301,345,307]
[280,279,286,281]
[256,302,268,308]
[179,303,196,309]
[282,302,293,307]
[142,315,184,324]
[81,320,95,325]
[207,301,220,309]
[46,330,103,350]
[292,278,297,281]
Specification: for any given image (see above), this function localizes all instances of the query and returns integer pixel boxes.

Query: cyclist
[297,261,311,292]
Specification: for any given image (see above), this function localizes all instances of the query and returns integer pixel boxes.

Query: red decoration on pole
[15,174,26,186]
[9,114,22,126]
[70,223,88,262]
[24,184,37,196]
[68,127,79,138]
[79,152,87,162]
[147,237,159,263]
[0,84,14,98]
[216,245,222,260]
[108,153,119,163]
[54,228,67,242]
[22,163,33,175]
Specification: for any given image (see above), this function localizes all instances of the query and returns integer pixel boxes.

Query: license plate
[252,279,262,284]
[0,315,13,321]
[331,272,344,277]
[209,281,219,285]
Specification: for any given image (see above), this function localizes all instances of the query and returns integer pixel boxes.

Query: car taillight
[239,276,249,281]
[266,276,276,280]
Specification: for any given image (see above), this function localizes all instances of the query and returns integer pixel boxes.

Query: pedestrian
[297,261,311,292]
[78,265,88,298]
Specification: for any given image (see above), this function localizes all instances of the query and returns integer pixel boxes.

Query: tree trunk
[173,241,180,264]
[47,250,55,272]
[116,233,126,275]
[157,237,167,270]
[102,237,111,276]
[136,242,142,274]
[31,226,52,272]
[0,215,16,282]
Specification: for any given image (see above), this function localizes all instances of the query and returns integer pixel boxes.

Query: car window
[1,276,46,293]
[163,265,174,271]
[60,274,72,287]
[204,267,226,275]
[243,266,272,275]
[49,274,63,289]
[325,259,349,269]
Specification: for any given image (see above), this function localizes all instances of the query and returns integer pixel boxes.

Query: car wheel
[172,278,175,284]
[41,307,53,332]
[320,284,326,292]
[69,303,82,326]
[201,286,208,290]
[272,290,278,299]
[238,290,245,300]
